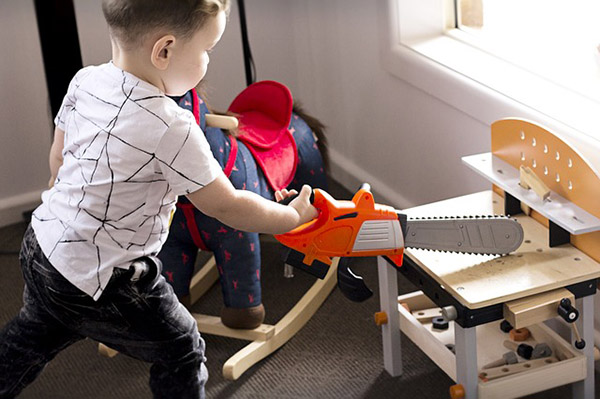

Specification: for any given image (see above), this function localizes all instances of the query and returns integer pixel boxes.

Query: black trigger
[336,257,373,302]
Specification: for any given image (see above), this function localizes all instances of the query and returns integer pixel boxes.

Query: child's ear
[151,34,176,70]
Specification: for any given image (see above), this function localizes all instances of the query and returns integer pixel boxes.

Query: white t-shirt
[32,62,222,300]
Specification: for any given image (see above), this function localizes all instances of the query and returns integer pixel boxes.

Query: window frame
[378,0,600,147]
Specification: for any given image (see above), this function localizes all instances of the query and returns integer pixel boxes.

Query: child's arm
[186,174,317,235]
[48,127,65,187]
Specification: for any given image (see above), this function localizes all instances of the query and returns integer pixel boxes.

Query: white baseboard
[328,148,414,210]
[0,190,42,228]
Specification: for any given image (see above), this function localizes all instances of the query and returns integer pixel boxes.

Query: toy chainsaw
[276,184,524,302]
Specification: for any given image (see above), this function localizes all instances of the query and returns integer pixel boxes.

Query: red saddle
[228,80,297,192]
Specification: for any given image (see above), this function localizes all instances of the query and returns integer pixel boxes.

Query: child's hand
[274,188,297,203]
[276,185,318,227]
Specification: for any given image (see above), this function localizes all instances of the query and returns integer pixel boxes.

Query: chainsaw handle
[278,185,375,242]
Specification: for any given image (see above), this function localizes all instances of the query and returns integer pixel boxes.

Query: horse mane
[292,101,329,173]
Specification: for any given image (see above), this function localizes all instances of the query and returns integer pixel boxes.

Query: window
[456,0,600,104]
[379,0,600,144]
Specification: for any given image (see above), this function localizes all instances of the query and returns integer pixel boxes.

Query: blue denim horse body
[159,90,328,308]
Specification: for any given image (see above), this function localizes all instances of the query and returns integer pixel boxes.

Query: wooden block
[519,165,550,201]
[520,201,532,216]
[396,290,437,310]
[503,288,574,329]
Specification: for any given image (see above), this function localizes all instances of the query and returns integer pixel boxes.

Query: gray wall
[0,0,53,226]
[1,0,491,228]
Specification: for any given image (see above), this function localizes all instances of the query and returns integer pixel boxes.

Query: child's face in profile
[162,11,226,96]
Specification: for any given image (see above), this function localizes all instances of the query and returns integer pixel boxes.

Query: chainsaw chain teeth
[408,215,511,221]
[407,247,508,256]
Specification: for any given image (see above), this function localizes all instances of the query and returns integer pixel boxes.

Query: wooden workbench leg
[572,295,594,399]
[454,323,478,398]
[377,256,402,376]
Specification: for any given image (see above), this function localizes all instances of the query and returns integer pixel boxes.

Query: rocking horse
[160,79,328,322]
[149,80,333,379]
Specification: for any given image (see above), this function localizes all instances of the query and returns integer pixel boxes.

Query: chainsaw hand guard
[277,184,404,302]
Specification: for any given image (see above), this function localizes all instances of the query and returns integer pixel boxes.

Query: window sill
[381,31,600,160]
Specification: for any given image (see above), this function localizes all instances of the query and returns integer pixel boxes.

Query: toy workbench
[376,119,600,399]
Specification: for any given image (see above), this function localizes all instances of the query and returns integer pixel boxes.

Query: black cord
[237,0,256,86]
[454,0,460,29]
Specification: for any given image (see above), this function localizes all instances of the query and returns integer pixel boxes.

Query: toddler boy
[0,1,315,398]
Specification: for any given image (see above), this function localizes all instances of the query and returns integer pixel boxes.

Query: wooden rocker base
[192,256,339,380]
[98,255,339,381]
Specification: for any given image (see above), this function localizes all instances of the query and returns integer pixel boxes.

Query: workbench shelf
[398,291,587,399]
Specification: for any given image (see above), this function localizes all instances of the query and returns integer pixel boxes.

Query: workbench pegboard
[462,118,600,263]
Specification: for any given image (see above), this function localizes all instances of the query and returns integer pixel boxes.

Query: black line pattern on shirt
[39,68,207,298]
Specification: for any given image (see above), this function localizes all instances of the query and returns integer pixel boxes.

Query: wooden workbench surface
[403,190,600,309]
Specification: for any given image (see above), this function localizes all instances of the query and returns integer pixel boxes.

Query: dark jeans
[0,225,208,399]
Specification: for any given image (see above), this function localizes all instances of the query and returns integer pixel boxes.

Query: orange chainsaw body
[275,188,405,267]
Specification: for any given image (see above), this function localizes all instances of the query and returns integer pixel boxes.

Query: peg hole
[520,131,525,140]
[543,144,548,153]
[532,138,537,147]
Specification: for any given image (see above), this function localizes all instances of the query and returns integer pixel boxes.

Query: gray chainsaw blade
[404,216,524,255]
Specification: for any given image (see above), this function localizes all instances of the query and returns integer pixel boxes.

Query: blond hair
[102,0,230,49]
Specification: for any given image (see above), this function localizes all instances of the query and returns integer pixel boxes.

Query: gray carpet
[0,181,597,398]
